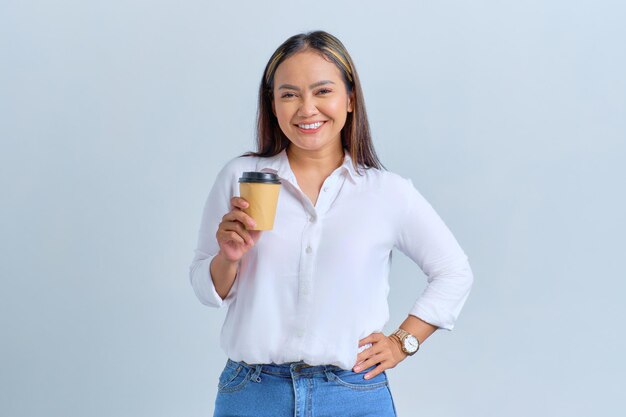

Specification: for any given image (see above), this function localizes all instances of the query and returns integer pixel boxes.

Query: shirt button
[308,216,315,222]
[306,246,312,254]
[323,187,329,192]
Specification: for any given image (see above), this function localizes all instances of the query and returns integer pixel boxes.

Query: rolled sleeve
[189,254,238,308]
[394,178,474,331]
[188,159,240,308]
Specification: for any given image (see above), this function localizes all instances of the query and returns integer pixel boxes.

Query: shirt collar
[256,148,361,184]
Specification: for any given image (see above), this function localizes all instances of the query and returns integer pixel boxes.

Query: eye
[281,92,295,98]
[317,88,332,95]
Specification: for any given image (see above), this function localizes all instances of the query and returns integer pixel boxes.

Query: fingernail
[354,366,361,372]
[364,374,370,380]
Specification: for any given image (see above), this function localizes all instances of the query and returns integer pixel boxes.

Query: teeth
[298,122,323,129]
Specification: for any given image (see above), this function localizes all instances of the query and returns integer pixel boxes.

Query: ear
[347,92,354,113]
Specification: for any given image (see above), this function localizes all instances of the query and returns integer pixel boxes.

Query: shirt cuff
[189,255,236,308]
[409,259,474,331]
[409,305,455,331]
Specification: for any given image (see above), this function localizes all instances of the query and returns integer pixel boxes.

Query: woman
[189,30,474,417]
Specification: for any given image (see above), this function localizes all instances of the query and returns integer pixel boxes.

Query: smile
[298,121,324,129]
[296,121,325,133]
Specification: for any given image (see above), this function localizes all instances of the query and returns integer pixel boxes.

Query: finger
[222,230,245,246]
[364,362,390,380]
[353,352,385,373]
[358,332,384,347]
[231,197,250,210]
[353,358,368,371]
[220,221,251,242]
[235,211,257,229]
[222,211,254,229]
[223,210,256,229]
[222,221,254,245]
[358,336,373,347]
[356,341,382,362]
[355,345,375,365]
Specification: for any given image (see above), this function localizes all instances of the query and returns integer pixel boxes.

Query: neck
[286,144,345,176]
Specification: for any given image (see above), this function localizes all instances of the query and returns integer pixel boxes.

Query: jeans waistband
[226,358,345,377]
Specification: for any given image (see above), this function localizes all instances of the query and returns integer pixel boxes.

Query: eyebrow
[278,80,335,91]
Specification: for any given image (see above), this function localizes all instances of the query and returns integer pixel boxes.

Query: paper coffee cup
[238,172,281,231]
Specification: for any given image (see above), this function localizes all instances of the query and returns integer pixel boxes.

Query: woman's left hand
[353,332,407,379]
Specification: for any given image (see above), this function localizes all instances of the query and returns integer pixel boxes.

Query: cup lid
[238,172,281,184]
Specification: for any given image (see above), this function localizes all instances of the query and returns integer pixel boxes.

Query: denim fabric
[213,359,397,417]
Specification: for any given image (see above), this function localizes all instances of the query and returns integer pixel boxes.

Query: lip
[295,121,326,134]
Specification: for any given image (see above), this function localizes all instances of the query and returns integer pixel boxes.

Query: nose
[297,95,319,118]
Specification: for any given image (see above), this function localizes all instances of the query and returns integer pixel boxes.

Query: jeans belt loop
[251,364,263,383]
[323,367,335,382]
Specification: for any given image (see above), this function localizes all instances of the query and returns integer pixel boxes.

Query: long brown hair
[240,30,386,175]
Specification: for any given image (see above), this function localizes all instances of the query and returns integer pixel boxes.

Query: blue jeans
[214,359,397,417]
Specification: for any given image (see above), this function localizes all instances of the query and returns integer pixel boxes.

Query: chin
[297,138,331,148]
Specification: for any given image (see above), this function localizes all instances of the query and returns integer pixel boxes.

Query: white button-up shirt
[189,148,473,370]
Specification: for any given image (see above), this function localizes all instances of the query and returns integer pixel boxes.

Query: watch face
[403,335,419,352]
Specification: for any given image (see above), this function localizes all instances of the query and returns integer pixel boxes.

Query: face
[272,50,353,153]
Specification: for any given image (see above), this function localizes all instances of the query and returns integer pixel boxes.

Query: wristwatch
[391,329,420,356]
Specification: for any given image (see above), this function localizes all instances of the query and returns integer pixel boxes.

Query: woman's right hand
[215,197,261,263]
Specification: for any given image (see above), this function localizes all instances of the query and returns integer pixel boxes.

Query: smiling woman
[271,51,353,158]
[189,30,474,417]
[249,31,380,174]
